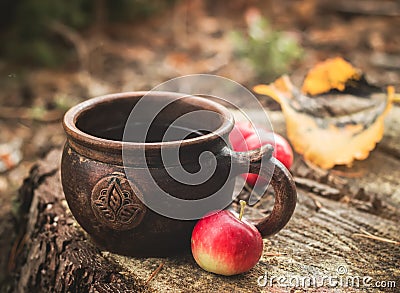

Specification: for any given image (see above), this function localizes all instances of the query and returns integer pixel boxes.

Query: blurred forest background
[1,0,400,290]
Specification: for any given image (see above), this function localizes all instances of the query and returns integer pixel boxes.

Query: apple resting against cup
[191,121,294,275]
[230,121,293,186]
[191,200,263,276]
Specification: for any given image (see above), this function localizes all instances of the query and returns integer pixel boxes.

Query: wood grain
[9,107,400,292]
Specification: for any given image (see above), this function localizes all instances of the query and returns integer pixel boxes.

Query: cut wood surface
[10,108,400,292]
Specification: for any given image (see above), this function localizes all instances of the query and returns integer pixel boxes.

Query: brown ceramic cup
[61,91,296,256]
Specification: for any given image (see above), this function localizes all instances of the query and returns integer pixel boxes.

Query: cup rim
[63,91,234,154]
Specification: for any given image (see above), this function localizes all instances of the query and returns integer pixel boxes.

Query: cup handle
[229,144,297,237]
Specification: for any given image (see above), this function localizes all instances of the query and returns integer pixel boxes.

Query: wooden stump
[9,109,400,292]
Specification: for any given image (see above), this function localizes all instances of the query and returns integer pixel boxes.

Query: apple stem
[238,200,246,221]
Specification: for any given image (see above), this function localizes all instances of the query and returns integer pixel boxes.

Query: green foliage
[107,0,177,22]
[0,0,177,67]
[231,16,303,81]
[1,0,92,67]
[14,0,91,36]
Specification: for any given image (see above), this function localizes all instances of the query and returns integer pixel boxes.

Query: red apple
[239,130,293,169]
[232,127,294,186]
[229,121,256,150]
[191,201,263,276]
